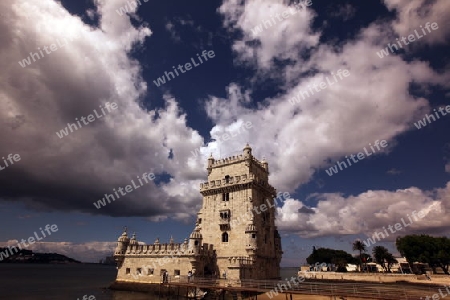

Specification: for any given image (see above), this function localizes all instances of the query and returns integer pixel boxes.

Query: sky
[0,0,449,266]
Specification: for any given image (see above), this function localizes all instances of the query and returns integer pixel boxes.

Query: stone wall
[301,271,450,285]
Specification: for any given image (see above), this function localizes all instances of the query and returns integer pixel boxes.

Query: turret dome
[129,232,138,245]
[189,222,202,239]
[118,228,130,242]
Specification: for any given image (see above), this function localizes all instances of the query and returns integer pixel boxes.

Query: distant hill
[99,255,116,265]
[0,248,80,264]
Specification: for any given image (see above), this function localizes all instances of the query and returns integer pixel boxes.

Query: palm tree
[385,253,398,273]
[373,246,389,272]
[373,246,397,272]
[352,239,367,272]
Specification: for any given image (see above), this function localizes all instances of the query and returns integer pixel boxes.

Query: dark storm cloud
[0,0,206,219]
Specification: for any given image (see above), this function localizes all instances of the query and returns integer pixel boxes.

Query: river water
[0,264,299,299]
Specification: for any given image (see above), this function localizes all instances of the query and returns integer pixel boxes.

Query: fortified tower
[113,145,282,284]
[198,144,282,280]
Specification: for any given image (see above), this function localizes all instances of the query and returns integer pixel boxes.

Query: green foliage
[306,247,356,268]
[352,239,367,272]
[372,246,397,272]
[396,234,450,274]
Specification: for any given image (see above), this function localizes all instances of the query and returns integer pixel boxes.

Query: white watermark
[288,69,350,105]
[421,285,450,300]
[93,172,156,209]
[376,22,439,58]
[251,0,312,37]
[55,102,118,139]
[77,295,95,300]
[229,192,291,227]
[18,35,77,68]
[0,153,21,172]
[363,210,426,247]
[266,276,306,299]
[116,0,149,16]
[0,224,58,261]
[326,139,388,176]
[153,50,215,86]
[414,105,450,129]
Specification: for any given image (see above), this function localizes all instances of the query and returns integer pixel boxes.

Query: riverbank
[301,271,450,286]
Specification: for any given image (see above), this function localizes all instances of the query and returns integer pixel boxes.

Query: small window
[198,218,202,224]
[194,240,199,246]
[225,175,230,183]
[222,193,230,201]
[126,268,130,274]
[222,232,229,243]
[220,210,230,219]
[252,233,256,239]
[148,268,154,275]
[174,270,180,276]
[137,268,142,275]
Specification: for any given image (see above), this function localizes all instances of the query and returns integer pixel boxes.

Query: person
[163,271,168,283]
[188,270,192,282]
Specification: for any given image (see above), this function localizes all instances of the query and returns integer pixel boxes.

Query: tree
[352,239,367,272]
[385,253,398,273]
[372,246,397,272]
[306,247,355,271]
[396,235,450,275]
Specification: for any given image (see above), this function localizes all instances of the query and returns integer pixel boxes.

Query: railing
[165,276,438,299]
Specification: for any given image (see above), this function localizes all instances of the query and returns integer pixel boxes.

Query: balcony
[219,218,230,225]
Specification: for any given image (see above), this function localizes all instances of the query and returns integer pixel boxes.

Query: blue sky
[0,0,449,266]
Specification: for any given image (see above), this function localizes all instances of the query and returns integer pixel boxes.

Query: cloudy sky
[0,0,449,266]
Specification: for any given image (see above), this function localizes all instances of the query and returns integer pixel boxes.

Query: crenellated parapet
[125,242,187,255]
[200,173,275,196]
[208,154,267,171]
[200,173,249,190]
[122,242,215,256]
[227,256,255,268]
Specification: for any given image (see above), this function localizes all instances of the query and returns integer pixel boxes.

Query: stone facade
[113,144,282,283]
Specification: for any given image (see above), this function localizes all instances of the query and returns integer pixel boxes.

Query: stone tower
[198,144,282,280]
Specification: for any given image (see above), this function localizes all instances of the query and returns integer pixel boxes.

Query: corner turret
[243,143,252,158]
[189,221,202,255]
[207,153,214,174]
[245,214,258,257]
[261,157,268,172]
[130,232,138,246]
[114,227,130,267]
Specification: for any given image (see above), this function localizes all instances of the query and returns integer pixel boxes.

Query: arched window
[225,175,230,183]
[222,232,229,243]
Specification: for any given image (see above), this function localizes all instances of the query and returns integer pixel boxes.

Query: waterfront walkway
[158,276,445,299]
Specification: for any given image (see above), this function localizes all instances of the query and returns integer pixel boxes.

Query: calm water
[0,264,298,299]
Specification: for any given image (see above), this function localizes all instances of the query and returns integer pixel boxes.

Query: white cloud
[218,0,319,69]
[209,0,449,193]
[2,0,450,231]
[0,0,207,220]
[383,0,450,45]
[0,240,116,263]
[276,182,450,238]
